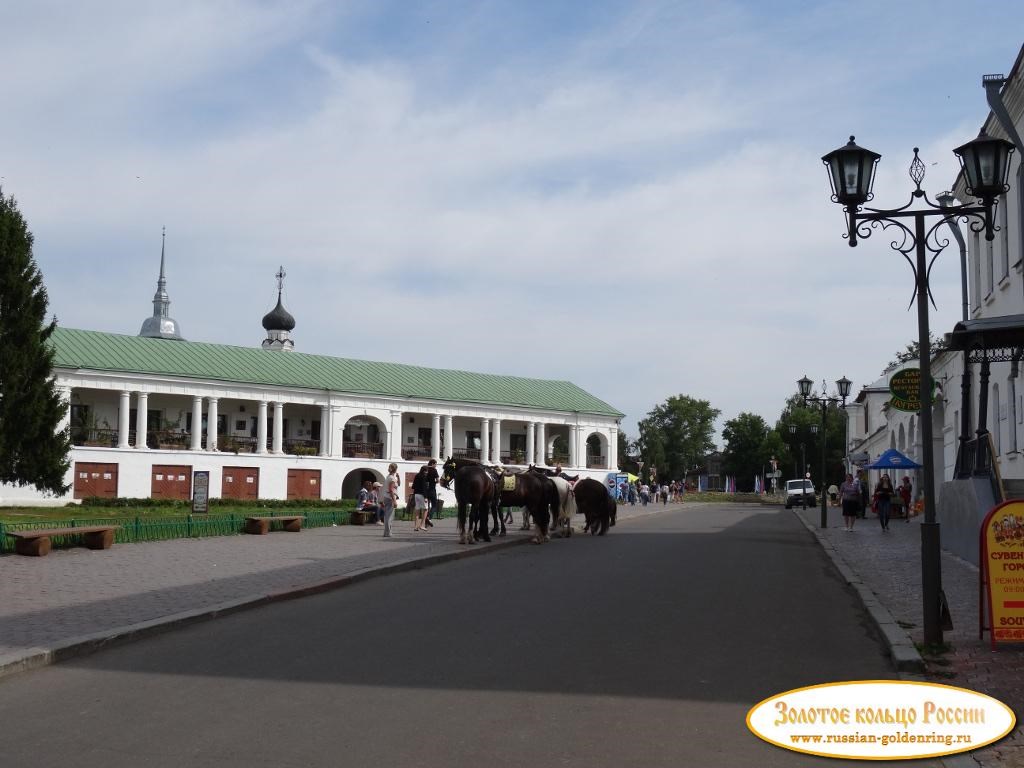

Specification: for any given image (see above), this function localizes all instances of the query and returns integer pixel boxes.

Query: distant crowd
[617,479,687,506]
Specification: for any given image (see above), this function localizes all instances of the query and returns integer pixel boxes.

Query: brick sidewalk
[0,504,662,678]
[795,504,1024,768]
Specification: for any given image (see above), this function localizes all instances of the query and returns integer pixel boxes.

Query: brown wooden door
[287,469,321,500]
[404,472,418,504]
[73,462,119,499]
[222,466,259,500]
[151,465,192,500]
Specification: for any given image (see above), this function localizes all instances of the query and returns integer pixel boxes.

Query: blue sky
[3,1,1024,441]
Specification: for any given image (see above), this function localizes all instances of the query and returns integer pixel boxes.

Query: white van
[784,479,816,509]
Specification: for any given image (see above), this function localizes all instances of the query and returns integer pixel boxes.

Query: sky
[3,1,1024,444]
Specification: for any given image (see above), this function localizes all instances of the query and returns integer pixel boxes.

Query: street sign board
[889,367,938,412]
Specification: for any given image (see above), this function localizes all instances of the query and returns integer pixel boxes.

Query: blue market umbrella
[868,448,922,470]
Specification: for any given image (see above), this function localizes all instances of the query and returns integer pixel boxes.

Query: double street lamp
[798,375,852,529]
[822,131,1015,646]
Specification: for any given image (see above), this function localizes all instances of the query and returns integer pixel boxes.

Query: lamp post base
[921,521,943,646]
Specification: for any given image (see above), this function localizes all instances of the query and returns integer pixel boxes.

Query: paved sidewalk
[795,504,1024,768]
[0,504,662,679]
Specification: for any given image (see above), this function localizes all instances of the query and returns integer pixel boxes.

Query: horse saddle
[502,475,517,491]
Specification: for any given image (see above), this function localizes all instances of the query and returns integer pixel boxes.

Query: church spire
[261,265,296,351]
[139,227,184,340]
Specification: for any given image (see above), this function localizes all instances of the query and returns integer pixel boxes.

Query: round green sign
[889,368,936,412]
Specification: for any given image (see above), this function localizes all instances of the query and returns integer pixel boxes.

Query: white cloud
[3,1,1022,443]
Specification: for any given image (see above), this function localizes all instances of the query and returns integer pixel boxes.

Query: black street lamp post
[798,376,852,529]
[822,132,1014,646]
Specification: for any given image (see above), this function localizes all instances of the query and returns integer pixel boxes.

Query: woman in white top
[382,463,399,538]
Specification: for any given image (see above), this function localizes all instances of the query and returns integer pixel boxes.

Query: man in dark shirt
[424,459,440,528]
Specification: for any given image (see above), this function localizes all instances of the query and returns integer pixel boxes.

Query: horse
[440,456,498,544]
[574,477,616,535]
[491,469,556,543]
[527,466,577,536]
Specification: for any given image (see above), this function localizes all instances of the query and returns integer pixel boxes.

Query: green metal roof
[51,328,623,418]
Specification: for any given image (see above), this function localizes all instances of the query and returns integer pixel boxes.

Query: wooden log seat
[243,515,303,535]
[5,525,119,557]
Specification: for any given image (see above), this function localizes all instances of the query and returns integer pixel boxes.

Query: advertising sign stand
[980,499,1024,649]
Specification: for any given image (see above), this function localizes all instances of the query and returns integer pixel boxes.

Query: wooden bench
[5,525,119,557]
[243,515,303,535]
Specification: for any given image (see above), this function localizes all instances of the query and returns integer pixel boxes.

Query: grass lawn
[0,503,353,524]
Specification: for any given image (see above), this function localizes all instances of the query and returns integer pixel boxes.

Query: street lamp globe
[836,376,852,399]
[821,136,881,206]
[953,129,1015,206]
[797,375,813,398]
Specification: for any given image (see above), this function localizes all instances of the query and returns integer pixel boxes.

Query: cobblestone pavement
[0,504,662,677]
[796,504,1024,768]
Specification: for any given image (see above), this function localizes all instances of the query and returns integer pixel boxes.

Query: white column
[526,422,536,465]
[389,410,403,461]
[257,401,268,454]
[330,406,342,457]
[443,415,454,459]
[491,419,502,464]
[136,392,149,450]
[190,396,203,450]
[118,391,131,448]
[319,405,330,457]
[58,386,72,438]
[431,414,441,461]
[272,401,284,453]
[480,418,490,463]
[609,427,619,469]
[536,422,546,465]
[207,397,219,452]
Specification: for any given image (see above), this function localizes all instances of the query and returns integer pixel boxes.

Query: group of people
[837,470,914,533]
[355,459,442,538]
[617,479,685,506]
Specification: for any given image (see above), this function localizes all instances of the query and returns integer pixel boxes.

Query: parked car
[784,479,816,509]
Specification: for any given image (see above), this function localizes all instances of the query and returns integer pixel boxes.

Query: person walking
[898,476,912,522]
[424,459,440,528]
[874,473,895,532]
[382,463,399,538]
[857,470,869,519]
[839,473,861,532]
[412,465,430,531]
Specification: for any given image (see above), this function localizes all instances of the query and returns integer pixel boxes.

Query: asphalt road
[0,504,938,767]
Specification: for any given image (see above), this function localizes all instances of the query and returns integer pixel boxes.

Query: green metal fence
[0,502,461,554]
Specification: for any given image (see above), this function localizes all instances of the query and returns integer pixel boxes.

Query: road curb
[792,509,926,674]
[0,534,532,682]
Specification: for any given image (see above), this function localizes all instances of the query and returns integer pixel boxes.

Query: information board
[192,470,210,514]
[981,499,1024,648]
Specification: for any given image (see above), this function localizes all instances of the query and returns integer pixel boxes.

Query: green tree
[636,395,720,482]
[722,412,771,491]
[0,190,71,494]
[616,430,635,472]
[883,333,946,374]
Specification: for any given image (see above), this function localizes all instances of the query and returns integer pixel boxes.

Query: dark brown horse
[441,456,498,544]
[492,468,558,543]
[573,477,616,535]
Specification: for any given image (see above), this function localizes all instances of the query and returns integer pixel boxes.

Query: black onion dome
[262,293,296,331]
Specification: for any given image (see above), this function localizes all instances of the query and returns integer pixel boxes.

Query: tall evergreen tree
[0,190,71,494]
